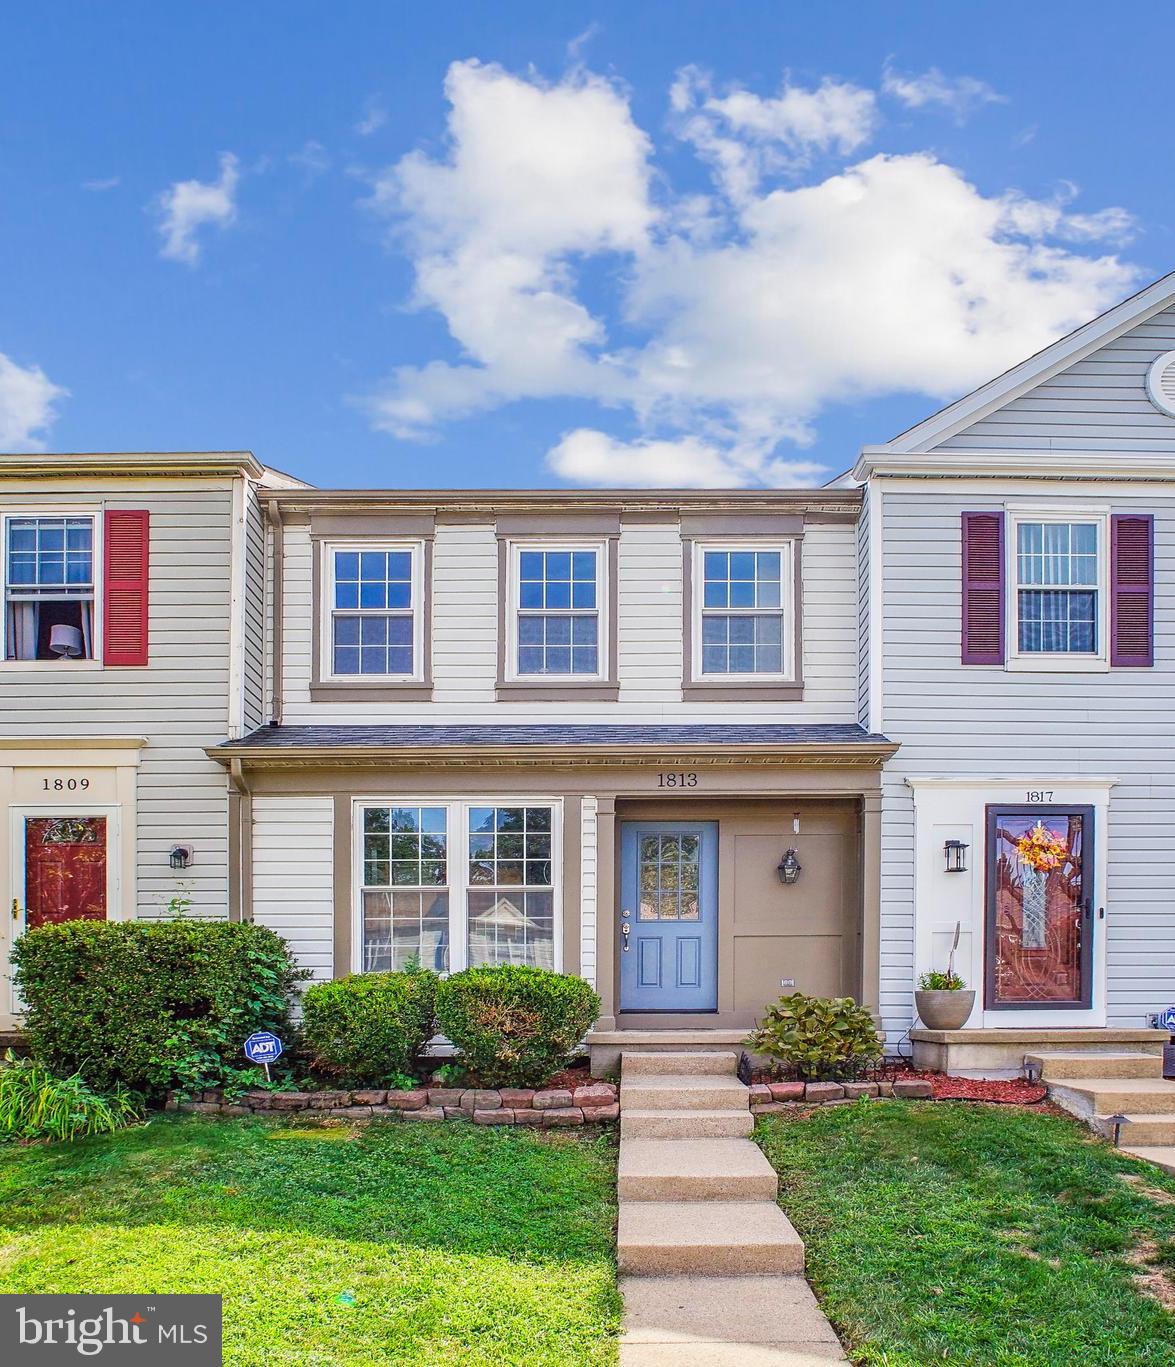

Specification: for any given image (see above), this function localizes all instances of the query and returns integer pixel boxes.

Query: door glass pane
[24,816,107,929]
[637,831,702,921]
[990,812,1086,1005]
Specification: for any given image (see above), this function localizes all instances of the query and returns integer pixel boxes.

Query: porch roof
[210,723,898,770]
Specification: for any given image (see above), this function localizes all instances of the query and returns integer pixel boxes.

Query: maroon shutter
[1111,513,1154,667]
[961,512,1005,664]
[103,510,150,666]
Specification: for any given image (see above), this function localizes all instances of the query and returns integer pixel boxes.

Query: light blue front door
[619,822,718,1012]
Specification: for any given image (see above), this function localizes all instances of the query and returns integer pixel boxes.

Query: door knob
[11,898,18,921]
[621,922,630,952]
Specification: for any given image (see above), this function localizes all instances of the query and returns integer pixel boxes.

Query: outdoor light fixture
[1105,1113,1131,1147]
[169,844,194,870]
[944,840,969,874]
[777,848,802,885]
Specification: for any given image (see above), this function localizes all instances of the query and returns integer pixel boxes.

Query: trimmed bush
[11,919,305,1097]
[0,1052,141,1142]
[302,969,438,1085]
[746,991,882,1081]
[435,965,600,1087]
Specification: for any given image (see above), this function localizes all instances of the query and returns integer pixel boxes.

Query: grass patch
[757,1101,1175,1365]
[0,1113,621,1365]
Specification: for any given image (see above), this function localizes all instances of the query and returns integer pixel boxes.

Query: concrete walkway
[616,1050,845,1364]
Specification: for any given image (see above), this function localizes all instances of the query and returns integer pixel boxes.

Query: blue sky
[1,2,1172,488]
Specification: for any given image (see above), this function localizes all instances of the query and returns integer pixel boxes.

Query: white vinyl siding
[252,795,334,982]
[282,518,860,724]
[936,303,1175,453]
[580,796,598,988]
[242,484,267,732]
[877,485,1175,1038]
[0,482,237,920]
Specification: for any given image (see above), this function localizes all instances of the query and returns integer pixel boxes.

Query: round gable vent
[1146,350,1175,417]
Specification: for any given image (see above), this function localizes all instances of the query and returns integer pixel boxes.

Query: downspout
[266,501,284,726]
[227,757,253,922]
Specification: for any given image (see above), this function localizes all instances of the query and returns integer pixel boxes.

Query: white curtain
[79,601,93,659]
[6,602,37,660]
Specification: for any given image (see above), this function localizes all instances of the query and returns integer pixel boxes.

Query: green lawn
[757,1100,1175,1366]
[0,1113,621,1366]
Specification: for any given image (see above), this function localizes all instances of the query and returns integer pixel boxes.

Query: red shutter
[961,512,1005,665]
[103,510,149,666]
[1111,513,1154,667]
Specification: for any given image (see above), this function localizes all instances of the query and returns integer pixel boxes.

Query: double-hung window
[694,542,793,679]
[510,543,605,679]
[4,514,97,661]
[357,800,559,974]
[325,542,422,679]
[1012,518,1104,661]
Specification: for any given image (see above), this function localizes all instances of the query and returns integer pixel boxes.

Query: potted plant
[915,970,976,1030]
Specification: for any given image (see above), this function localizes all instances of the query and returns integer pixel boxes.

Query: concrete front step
[1121,1145,1175,1176]
[1093,1113,1175,1146]
[1048,1076,1175,1119]
[620,1074,750,1112]
[622,1108,756,1139]
[618,1200,805,1276]
[623,1051,738,1077]
[619,1274,845,1360]
[1026,1051,1164,1081]
[619,1138,779,1202]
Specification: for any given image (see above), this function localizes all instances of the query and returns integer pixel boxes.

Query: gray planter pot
[915,989,976,1031]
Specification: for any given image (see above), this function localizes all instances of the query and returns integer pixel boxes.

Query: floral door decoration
[1014,822,1069,949]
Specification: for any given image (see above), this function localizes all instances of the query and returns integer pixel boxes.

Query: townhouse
[7,270,1175,1071]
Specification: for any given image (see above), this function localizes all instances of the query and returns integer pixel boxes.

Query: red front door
[24,816,107,929]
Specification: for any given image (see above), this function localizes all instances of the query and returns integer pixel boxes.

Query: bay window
[356,799,560,974]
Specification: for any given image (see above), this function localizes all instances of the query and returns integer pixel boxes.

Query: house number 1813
[658,772,698,788]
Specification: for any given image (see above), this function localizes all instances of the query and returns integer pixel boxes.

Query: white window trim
[320,538,425,683]
[0,507,104,670]
[691,538,796,683]
[351,796,564,976]
[505,539,608,684]
[1004,507,1109,673]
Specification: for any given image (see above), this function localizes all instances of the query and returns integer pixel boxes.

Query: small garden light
[1105,1113,1131,1147]
[777,848,802,885]
[1023,1059,1042,1084]
[944,840,969,873]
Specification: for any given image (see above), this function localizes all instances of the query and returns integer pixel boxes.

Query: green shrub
[435,965,600,1087]
[918,970,967,991]
[746,991,881,1081]
[0,1052,141,1142]
[11,919,305,1098]
[301,969,438,1085]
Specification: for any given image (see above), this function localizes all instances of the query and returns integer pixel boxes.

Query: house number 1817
[658,772,698,788]
[1026,790,1054,802]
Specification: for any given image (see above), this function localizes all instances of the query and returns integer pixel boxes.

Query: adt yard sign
[244,1031,283,1071]
[1157,1007,1175,1034]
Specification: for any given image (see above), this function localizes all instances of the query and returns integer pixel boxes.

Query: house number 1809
[42,777,90,792]
[658,772,698,788]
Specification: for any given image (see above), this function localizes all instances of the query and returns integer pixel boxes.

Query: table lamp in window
[49,623,83,659]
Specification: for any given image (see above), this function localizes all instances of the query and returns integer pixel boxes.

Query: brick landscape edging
[167,1081,620,1127]
[748,1078,933,1114]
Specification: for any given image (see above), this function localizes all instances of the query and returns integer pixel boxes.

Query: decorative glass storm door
[23,816,108,930]
[985,806,1093,1010]
[619,822,718,1012]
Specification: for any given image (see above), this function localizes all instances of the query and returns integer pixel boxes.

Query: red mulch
[902,1070,1048,1104]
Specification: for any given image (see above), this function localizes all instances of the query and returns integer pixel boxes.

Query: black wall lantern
[944,840,968,874]
[169,844,194,870]
[777,848,802,885]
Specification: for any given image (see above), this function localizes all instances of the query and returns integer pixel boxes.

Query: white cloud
[882,65,1006,123]
[355,101,388,137]
[671,66,876,200]
[363,60,1138,487]
[156,153,240,265]
[289,140,330,179]
[0,353,67,451]
[82,176,120,192]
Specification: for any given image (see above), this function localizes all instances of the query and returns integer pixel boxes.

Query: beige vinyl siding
[0,481,236,920]
[878,485,1175,1035]
[281,518,861,724]
[857,495,870,726]
[242,483,267,732]
[251,795,334,981]
[937,304,1175,452]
